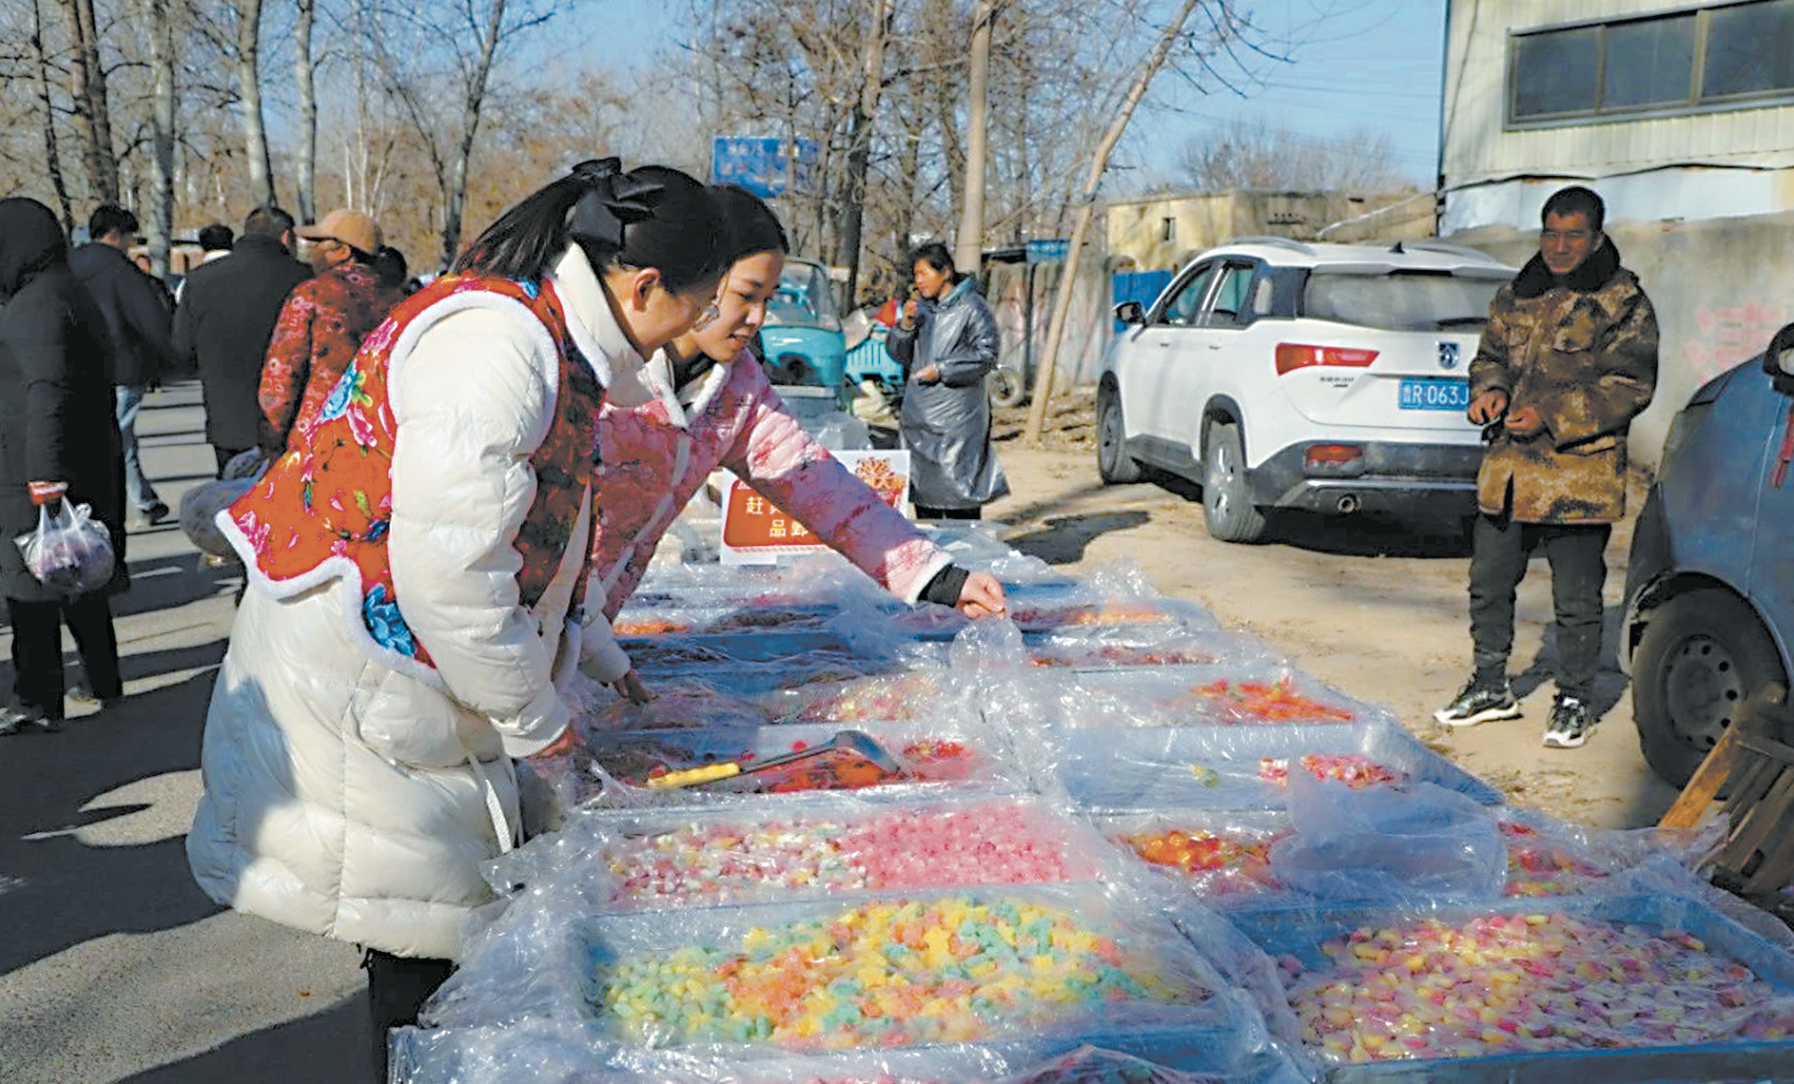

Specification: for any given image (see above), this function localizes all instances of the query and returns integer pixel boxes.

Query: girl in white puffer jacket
[184,160,729,1078]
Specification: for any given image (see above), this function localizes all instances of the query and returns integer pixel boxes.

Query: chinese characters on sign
[720,451,911,565]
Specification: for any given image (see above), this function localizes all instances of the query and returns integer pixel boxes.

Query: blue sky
[581,0,1446,187]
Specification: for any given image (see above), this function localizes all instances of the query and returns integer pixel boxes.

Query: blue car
[1622,318,1794,785]
[758,257,848,409]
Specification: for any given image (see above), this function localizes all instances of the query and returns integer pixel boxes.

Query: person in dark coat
[174,206,310,474]
[70,203,177,525]
[0,197,129,733]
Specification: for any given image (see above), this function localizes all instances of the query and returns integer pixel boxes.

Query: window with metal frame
[1507,0,1794,126]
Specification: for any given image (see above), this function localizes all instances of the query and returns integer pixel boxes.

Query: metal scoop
[645,729,901,790]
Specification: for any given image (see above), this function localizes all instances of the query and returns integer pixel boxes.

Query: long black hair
[711,185,789,263]
[454,159,727,291]
[908,240,962,284]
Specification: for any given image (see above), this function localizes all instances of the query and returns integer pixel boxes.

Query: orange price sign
[719,451,911,564]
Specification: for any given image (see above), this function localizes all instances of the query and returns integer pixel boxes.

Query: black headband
[567,158,663,253]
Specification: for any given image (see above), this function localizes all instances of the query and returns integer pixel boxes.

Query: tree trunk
[1023,0,1203,445]
[834,0,891,305]
[144,0,177,276]
[954,0,992,273]
[31,0,76,232]
[439,0,508,269]
[236,0,276,209]
[61,0,119,204]
[294,0,317,222]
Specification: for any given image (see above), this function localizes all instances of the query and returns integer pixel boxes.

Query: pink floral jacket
[257,261,405,453]
[588,351,949,619]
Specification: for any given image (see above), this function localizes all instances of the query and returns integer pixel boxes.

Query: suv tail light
[1305,444,1364,468]
[1275,343,1380,376]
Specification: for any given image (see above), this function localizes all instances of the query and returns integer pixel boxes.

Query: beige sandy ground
[985,390,1681,831]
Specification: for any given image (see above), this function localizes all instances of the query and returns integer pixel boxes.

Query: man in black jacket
[70,203,177,525]
[174,206,311,474]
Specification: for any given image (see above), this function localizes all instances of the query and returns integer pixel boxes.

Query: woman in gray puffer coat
[884,241,1009,518]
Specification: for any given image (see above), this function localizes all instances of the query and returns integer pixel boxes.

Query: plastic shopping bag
[14,501,115,595]
[179,476,259,557]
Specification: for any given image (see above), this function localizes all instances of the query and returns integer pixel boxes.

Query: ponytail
[455,159,728,291]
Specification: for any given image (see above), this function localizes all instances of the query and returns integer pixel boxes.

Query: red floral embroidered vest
[222,273,601,676]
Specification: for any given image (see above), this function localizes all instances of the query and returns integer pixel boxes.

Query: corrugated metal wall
[1444,0,1794,185]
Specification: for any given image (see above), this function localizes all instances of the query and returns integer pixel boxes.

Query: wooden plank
[1716,768,1794,885]
[1659,684,1787,830]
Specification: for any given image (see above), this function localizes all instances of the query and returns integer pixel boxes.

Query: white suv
[1096,237,1515,542]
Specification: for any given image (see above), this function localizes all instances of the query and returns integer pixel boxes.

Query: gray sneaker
[0,705,59,736]
[1434,676,1522,728]
[1543,695,1595,748]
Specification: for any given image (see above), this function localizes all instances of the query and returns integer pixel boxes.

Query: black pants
[6,594,121,720]
[364,948,455,1082]
[1468,514,1610,701]
[915,504,981,520]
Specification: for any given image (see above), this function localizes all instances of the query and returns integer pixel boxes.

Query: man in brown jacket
[1435,186,1658,748]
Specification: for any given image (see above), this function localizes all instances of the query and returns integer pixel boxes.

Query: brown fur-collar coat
[1469,238,1658,524]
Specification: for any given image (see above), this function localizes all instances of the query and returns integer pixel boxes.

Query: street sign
[712,136,821,199]
[1025,238,1070,264]
[719,451,911,564]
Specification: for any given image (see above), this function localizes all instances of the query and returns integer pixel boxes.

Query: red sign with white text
[719,451,910,564]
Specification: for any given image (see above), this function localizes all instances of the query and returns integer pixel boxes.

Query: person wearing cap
[174,206,312,474]
[257,209,406,455]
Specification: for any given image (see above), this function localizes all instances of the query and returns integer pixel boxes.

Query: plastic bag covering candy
[588,886,1253,1057]
[996,1044,1237,1084]
[1271,779,1506,903]
[15,501,114,594]
[574,796,1119,910]
[1269,900,1794,1065]
[1099,811,1290,899]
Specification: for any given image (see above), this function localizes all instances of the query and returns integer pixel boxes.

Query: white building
[1441,0,1794,234]
[1441,0,1794,465]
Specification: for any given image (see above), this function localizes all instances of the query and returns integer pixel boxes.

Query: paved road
[0,381,367,1084]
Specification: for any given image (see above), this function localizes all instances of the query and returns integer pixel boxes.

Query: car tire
[1632,588,1786,787]
[1202,421,1268,543]
[1096,387,1143,485]
[987,366,1025,408]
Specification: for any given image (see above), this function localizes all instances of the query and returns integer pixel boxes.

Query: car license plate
[1399,379,1470,411]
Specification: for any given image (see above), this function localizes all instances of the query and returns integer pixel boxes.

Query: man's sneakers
[1434,676,1522,728]
[134,501,171,528]
[1543,695,1596,749]
[0,704,59,736]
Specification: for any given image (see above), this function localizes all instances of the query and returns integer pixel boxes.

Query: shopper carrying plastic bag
[0,197,130,735]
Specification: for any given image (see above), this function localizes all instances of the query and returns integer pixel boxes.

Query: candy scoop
[645,730,900,789]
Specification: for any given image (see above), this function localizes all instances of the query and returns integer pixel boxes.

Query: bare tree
[231,0,276,207]
[141,0,176,273]
[293,0,316,221]
[835,0,892,302]
[1177,115,1403,192]
[29,0,76,229]
[59,0,118,203]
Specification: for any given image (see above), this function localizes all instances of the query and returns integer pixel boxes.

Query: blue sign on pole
[1025,238,1071,264]
[712,136,821,199]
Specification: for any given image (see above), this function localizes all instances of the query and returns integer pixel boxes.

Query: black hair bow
[568,158,663,252]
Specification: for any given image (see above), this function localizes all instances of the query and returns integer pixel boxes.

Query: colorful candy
[1500,822,1609,897]
[1259,754,1398,788]
[1012,603,1170,630]
[597,895,1205,1050]
[1193,678,1354,724]
[779,673,949,723]
[1030,645,1218,668]
[1119,826,1285,895]
[598,803,1096,907]
[613,616,693,636]
[1279,912,1794,1063]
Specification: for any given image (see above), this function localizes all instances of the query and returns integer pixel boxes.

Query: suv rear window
[1302,270,1504,332]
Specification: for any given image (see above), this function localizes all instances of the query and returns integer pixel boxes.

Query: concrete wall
[988,239,1113,394]
[1105,189,1433,271]
[1449,209,1794,468]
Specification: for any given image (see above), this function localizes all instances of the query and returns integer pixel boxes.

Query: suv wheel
[1202,420,1268,543]
[1096,387,1143,484]
[1632,588,1786,787]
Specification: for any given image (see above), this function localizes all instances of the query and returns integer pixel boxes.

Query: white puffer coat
[186,248,630,960]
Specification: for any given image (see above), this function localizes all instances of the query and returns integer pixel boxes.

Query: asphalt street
[0,381,368,1084]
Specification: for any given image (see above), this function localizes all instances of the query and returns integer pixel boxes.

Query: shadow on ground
[117,996,367,1084]
[1005,511,1150,565]
[0,651,224,975]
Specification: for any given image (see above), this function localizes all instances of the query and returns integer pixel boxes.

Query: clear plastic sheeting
[1235,893,1794,1078]
[1024,722,1502,813]
[578,883,1267,1069]
[1097,809,1293,902]
[493,793,1129,914]
[1270,779,1508,904]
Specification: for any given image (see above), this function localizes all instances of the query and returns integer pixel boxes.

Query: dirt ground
[983,389,1681,831]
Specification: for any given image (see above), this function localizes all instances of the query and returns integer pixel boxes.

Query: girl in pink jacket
[584,186,1005,665]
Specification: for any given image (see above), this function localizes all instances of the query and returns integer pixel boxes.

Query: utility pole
[954,0,993,274]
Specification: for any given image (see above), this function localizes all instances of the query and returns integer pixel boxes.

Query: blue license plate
[1398,379,1470,411]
